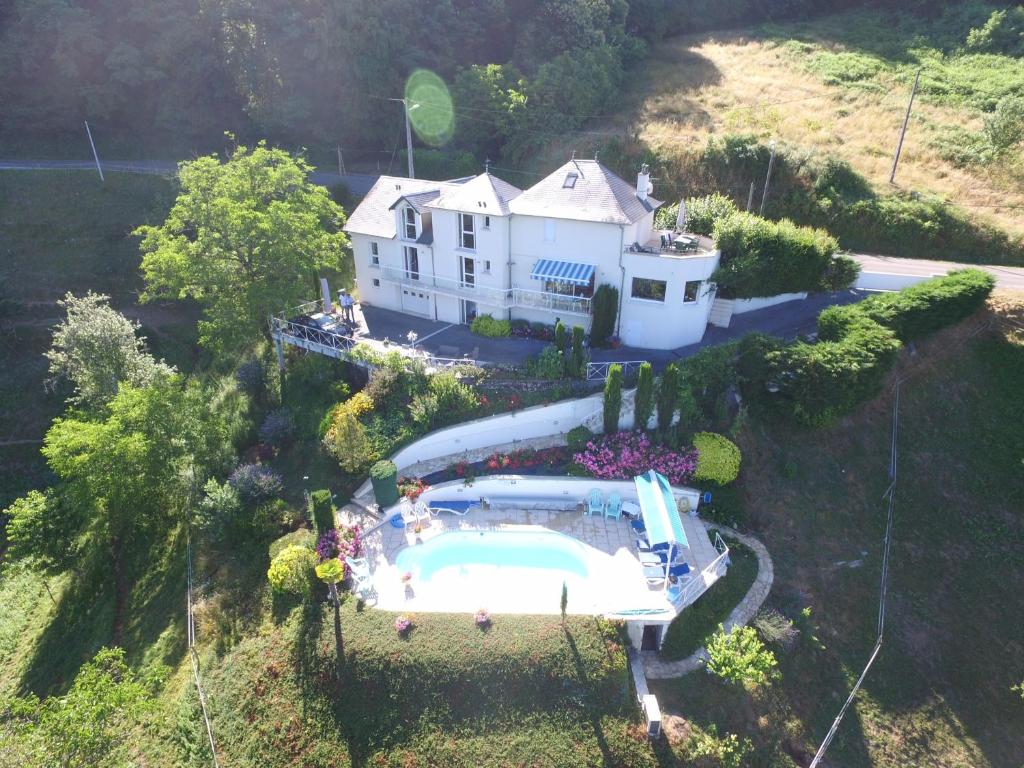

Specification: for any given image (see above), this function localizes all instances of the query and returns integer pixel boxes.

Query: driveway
[851,253,1024,293]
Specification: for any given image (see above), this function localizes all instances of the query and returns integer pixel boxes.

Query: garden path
[642,523,774,679]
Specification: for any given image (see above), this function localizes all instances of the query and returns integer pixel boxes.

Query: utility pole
[84,121,104,182]
[746,181,755,212]
[389,97,419,179]
[759,141,776,216]
[889,69,922,184]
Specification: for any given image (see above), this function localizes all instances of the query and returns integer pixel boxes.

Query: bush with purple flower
[571,431,697,485]
[394,615,413,635]
[474,608,490,628]
[228,463,283,505]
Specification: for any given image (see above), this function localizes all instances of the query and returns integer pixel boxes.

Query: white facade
[345,161,722,350]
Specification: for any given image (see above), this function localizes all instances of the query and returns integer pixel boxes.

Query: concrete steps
[707,298,735,328]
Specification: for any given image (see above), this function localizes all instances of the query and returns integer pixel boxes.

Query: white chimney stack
[636,163,653,202]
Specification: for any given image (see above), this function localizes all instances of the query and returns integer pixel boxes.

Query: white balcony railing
[377,265,590,316]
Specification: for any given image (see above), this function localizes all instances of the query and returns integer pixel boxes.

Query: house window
[483,215,491,229]
[404,207,417,239]
[543,277,594,298]
[370,242,379,266]
[404,246,419,280]
[543,218,556,243]
[371,242,379,256]
[483,260,491,273]
[459,213,476,250]
[563,172,578,188]
[683,280,701,303]
[372,279,381,287]
[631,277,667,302]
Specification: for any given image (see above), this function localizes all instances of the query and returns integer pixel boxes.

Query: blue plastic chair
[604,492,622,520]
[587,488,604,516]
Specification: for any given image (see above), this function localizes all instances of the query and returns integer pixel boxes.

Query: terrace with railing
[672,531,730,609]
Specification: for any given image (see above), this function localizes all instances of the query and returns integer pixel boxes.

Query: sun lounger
[630,519,646,534]
[639,551,683,566]
[635,536,671,553]
[427,499,480,516]
[604,492,623,520]
[587,488,604,516]
[642,561,692,584]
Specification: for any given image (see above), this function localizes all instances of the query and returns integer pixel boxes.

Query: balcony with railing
[377,264,591,316]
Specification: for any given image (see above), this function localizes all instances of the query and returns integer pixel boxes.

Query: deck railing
[674,531,730,609]
[586,360,649,381]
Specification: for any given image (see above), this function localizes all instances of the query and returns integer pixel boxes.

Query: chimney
[636,163,653,202]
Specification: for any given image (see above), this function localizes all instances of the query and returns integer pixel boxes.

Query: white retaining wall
[731,292,808,314]
[855,271,934,292]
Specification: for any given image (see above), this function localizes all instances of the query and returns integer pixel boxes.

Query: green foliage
[683,724,754,768]
[752,608,799,650]
[323,406,376,474]
[310,489,335,534]
[677,342,739,423]
[268,528,316,561]
[706,624,779,688]
[603,364,623,434]
[194,478,244,540]
[964,7,1024,56]
[634,362,654,429]
[570,325,586,378]
[554,320,566,353]
[526,346,567,380]
[46,292,174,410]
[818,269,995,343]
[266,545,316,596]
[656,362,681,431]
[692,432,742,486]
[984,95,1024,152]
[566,426,594,453]
[712,212,845,298]
[370,460,397,482]
[137,143,349,359]
[590,285,619,347]
[470,314,511,338]
[2,490,84,574]
[314,558,345,585]
[657,193,738,235]
[0,647,158,768]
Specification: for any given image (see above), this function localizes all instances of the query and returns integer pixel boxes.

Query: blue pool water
[395,530,591,583]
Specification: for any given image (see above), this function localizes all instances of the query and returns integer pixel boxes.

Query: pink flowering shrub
[572,431,697,485]
[394,615,413,635]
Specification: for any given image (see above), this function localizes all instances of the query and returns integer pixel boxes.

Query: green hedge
[712,213,851,299]
[603,364,622,434]
[591,285,619,347]
[470,314,511,338]
[309,489,334,534]
[634,362,654,429]
[818,269,995,343]
[693,432,742,486]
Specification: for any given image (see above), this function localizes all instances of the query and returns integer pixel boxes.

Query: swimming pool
[391,529,613,614]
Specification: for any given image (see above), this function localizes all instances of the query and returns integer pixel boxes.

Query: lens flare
[404,69,454,147]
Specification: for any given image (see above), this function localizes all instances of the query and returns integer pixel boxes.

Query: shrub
[712,212,844,298]
[526,345,565,379]
[692,432,741,486]
[656,362,680,431]
[566,425,593,453]
[818,269,996,343]
[753,608,799,650]
[371,459,397,482]
[554,319,566,351]
[266,545,317,596]
[470,314,511,338]
[590,285,619,347]
[228,464,283,506]
[194,478,243,538]
[603,364,622,434]
[258,408,295,448]
[572,430,697,485]
[984,95,1024,153]
[684,724,753,768]
[268,528,316,561]
[323,407,376,473]
[310,489,335,534]
[633,362,654,429]
[656,193,738,235]
[428,372,479,425]
[570,325,586,377]
[706,624,779,688]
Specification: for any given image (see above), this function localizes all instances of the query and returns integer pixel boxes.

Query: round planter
[370,460,400,507]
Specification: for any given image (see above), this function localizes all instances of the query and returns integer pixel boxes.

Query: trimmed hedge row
[818,269,996,342]
[743,270,994,425]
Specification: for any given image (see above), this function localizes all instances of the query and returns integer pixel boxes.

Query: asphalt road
[3,159,1024,291]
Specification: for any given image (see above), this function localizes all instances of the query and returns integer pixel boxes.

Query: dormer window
[404,207,417,239]
[563,172,578,188]
[459,213,475,250]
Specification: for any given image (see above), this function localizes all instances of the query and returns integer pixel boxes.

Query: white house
[344,159,721,350]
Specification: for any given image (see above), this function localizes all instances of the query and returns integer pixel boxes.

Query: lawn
[652,294,1024,767]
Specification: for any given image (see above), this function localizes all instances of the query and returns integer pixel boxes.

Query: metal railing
[673,531,730,609]
[586,360,649,381]
[377,265,591,315]
[271,314,356,359]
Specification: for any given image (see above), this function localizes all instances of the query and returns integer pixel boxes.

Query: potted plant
[370,459,400,507]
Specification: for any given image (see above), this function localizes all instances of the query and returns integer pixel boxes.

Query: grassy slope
[541,4,1023,241]
[653,295,1024,767]
[0,171,195,507]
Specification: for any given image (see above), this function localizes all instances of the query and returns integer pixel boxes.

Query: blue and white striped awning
[634,470,689,548]
[529,259,595,286]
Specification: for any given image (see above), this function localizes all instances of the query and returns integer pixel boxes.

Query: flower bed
[315,524,364,579]
[572,431,697,485]
[422,446,572,485]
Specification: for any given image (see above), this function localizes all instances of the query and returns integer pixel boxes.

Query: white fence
[674,531,730,609]
[855,271,934,292]
[586,360,649,381]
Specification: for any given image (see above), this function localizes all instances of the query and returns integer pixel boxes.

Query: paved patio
[360,502,719,615]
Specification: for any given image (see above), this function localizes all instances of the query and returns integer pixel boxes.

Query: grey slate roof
[344,176,462,238]
[426,172,523,216]
[509,159,662,225]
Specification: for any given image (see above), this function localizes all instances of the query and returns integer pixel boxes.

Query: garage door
[401,288,431,316]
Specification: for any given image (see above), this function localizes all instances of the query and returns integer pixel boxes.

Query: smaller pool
[392,529,606,614]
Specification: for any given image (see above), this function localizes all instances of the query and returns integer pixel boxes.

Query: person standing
[338,288,355,326]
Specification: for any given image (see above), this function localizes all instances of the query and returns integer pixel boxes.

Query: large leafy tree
[46,292,173,410]
[0,647,158,768]
[37,376,232,641]
[136,143,349,358]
